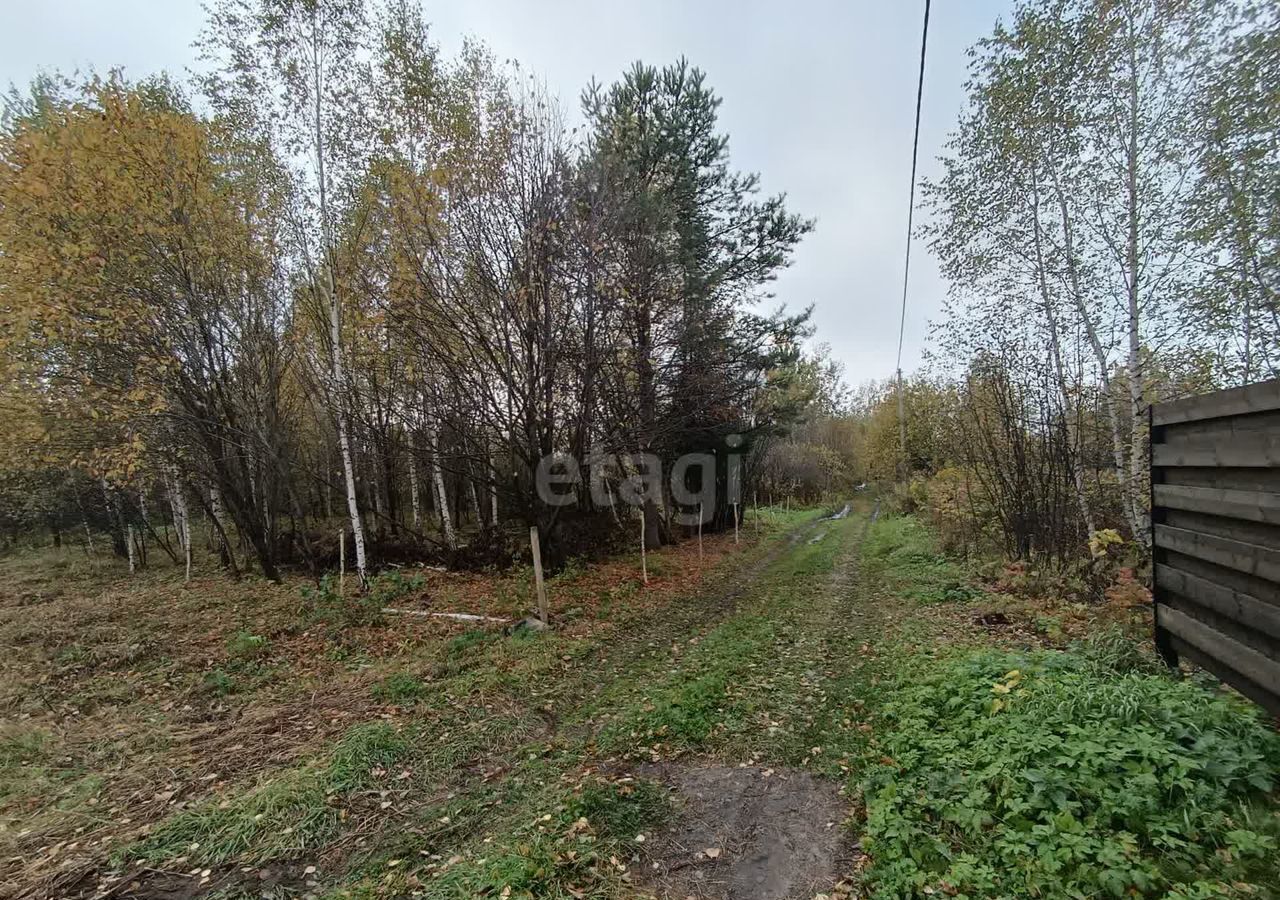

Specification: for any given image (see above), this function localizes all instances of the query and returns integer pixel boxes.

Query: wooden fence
[1150,377,1280,717]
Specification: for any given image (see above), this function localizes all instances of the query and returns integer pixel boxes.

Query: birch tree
[201,0,375,584]
[1186,0,1280,380]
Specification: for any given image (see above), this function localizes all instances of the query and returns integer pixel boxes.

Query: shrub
[889,476,930,515]
[860,648,1280,898]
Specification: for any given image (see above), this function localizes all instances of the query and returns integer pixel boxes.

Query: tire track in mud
[635,500,879,899]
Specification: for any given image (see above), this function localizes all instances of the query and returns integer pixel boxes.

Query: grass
[370,671,427,704]
[10,499,1276,900]
[124,722,409,865]
[445,628,496,656]
[0,508,805,897]
[862,513,982,604]
[409,776,671,899]
[593,509,867,763]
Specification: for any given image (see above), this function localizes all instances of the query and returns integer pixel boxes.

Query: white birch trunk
[167,479,184,551]
[469,480,482,526]
[487,435,499,527]
[1052,176,1144,542]
[327,277,368,585]
[427,416,456,550]
[165,464,193,581]
[324,455,333,519]
[209,485,226,548]
[336,409,368,583]
[409,452,421,529]
[1122,26,1150,549]
[308,25,367,585]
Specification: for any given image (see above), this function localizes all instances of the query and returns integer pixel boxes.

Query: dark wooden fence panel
[1151,378,1280,717]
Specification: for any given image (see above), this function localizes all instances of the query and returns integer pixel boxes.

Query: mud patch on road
[639,762,857,899]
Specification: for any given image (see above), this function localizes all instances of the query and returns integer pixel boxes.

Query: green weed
[371,671,427,704]
[301,571,424,630]
[446,628,496,656]
[201,668,237,696]
[1070,625,1162,676]
[859,648,1280,898]
[55,643,89,667]
[226,630,269,660]
[864,514,979,604]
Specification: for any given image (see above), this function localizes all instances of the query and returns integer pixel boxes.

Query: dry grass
[0,513,790,899]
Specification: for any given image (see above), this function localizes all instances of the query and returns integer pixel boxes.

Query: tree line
[0,0,830,582]
[754,0,1277,576]
[848,0,1278,569]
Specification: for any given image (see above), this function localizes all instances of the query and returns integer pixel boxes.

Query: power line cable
[895,0,932,471]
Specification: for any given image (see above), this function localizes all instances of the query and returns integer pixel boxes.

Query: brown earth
[640,763,857,900]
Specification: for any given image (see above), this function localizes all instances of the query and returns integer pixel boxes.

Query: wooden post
[754,492,760,536]
[698,502,704,562]
[339,529,345,598]
[733,502,739,544]
[530,526,548,624]
[640,509,648,585]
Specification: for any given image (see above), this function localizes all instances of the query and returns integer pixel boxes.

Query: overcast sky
[1,0,1013,387]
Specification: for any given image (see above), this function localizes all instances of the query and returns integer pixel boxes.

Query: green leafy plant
[859,648,1280,898]
[226,630,269,661]
[201,668,237,696]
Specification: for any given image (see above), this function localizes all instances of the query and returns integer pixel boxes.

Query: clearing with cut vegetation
[2,500,1278,900]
